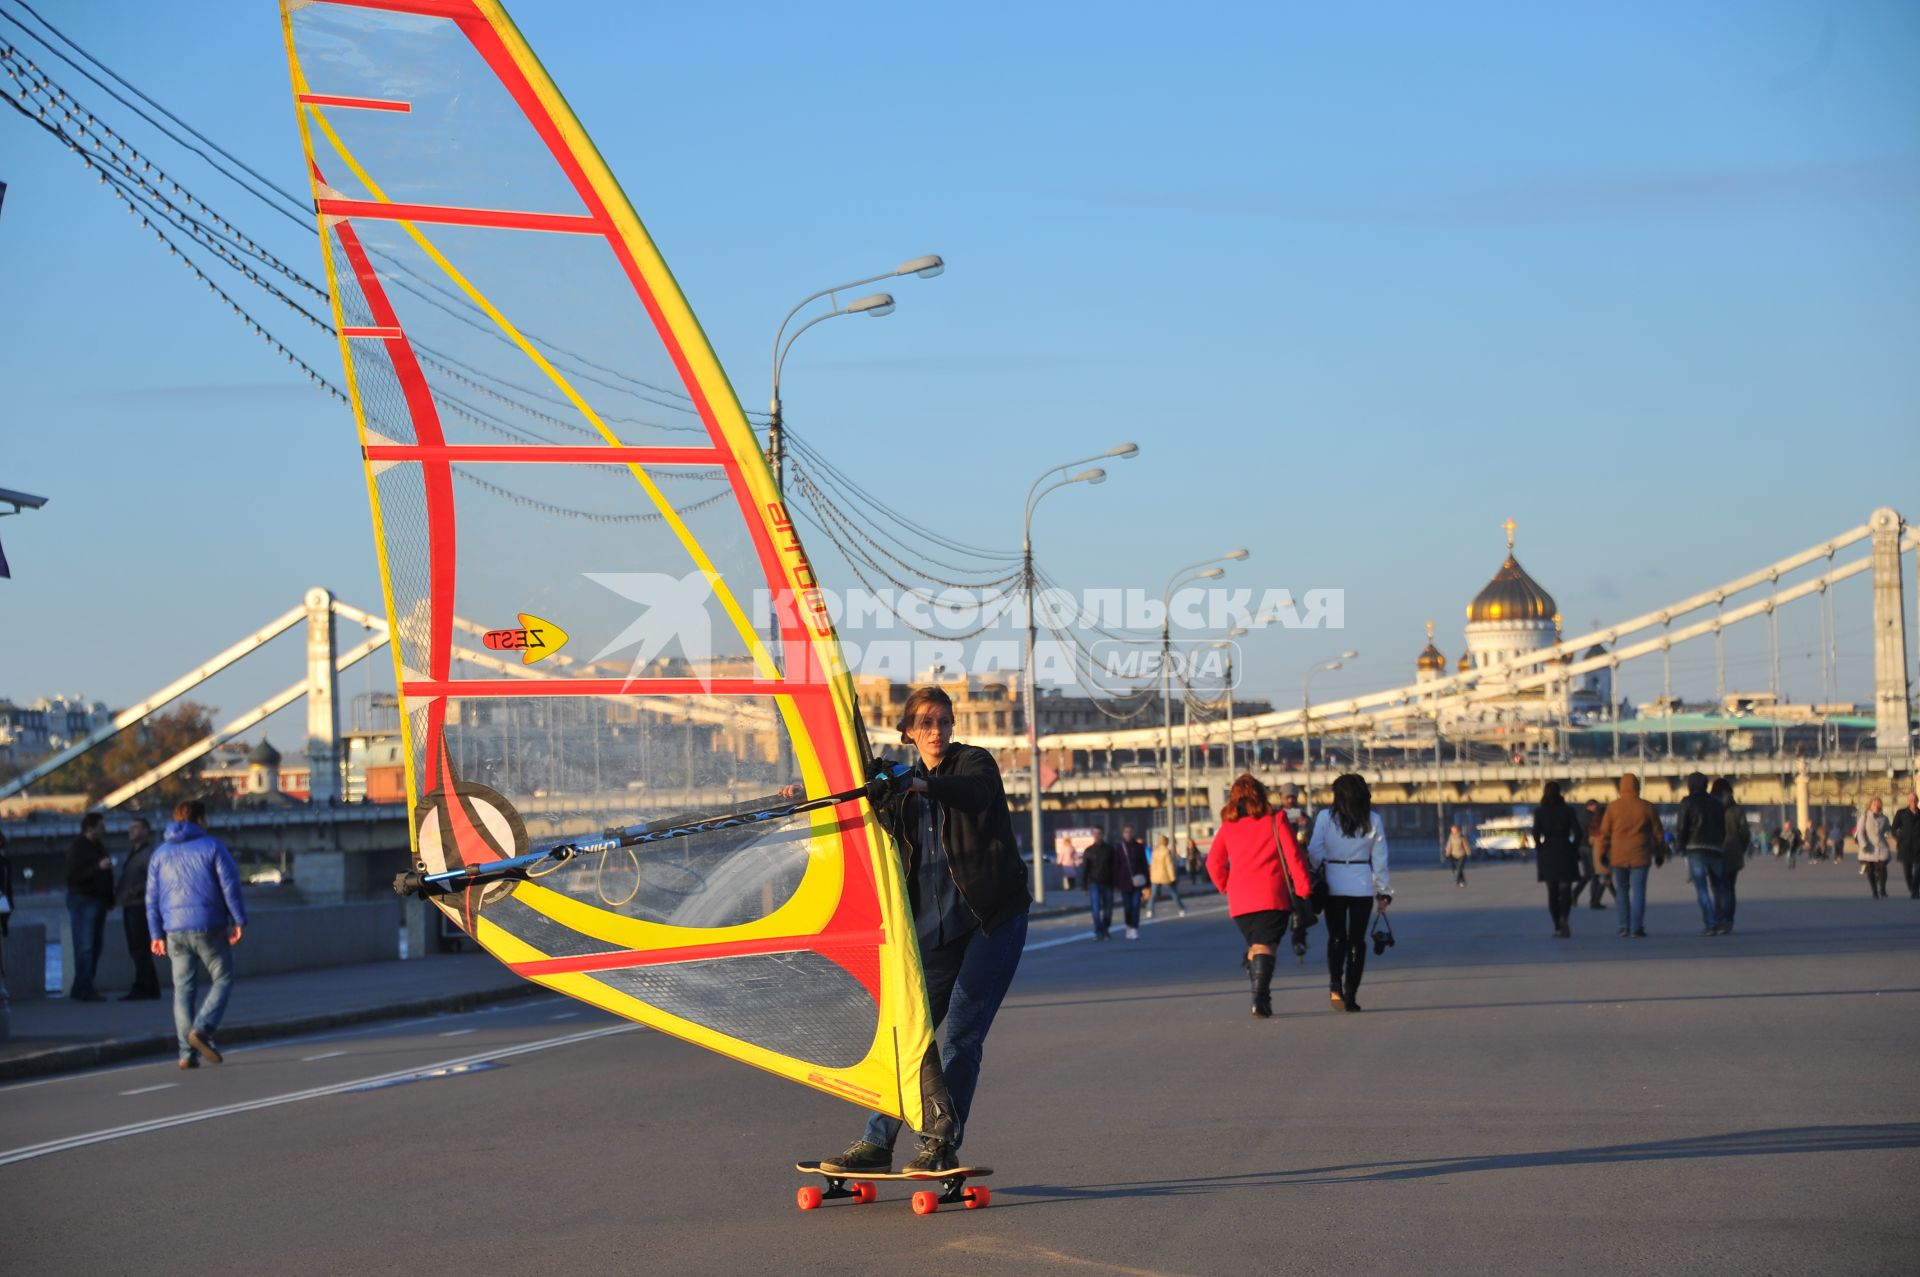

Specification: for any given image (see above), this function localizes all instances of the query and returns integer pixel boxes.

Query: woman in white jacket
[1857,797,1894,899]
[1308,773,1392,1012]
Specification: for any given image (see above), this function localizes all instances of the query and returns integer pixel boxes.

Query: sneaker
[1342,997,1364,1012]
[819,1140,892,1175]
[177,1057,199,1071]
[1178,908,1189,917]
[1124,927,1139,940]
[1618,928,1630,938]
[901,1136,957,1176]
[188,1029,223,1065]
[1632,929,1648,939]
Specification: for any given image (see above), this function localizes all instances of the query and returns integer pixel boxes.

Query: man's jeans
[1611,865,1648,933]
[864,911,1028,1153]
[1087,884,1113,939]
[168,930,235,1059]
[65,893,108,998]
[1120,881,1142,931]
[1687,852,1730,929]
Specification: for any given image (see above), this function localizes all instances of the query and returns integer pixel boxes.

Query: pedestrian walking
[1118,825,1148,940]
[147,801,248,1068]
[1677,772,1731,936]
[1205,773,1313,1018]
[116,817,162,1000]
[1591,773,1661,938]
[1082,828,1118,941]
[1893,792,1920,900]
[818,684,1030,1177]
[1307,773,1391,1012]
[1807,823,1828,863]
[1277,783,1310,849]
[1146,834,1187,917]
[1857,797,1894,899]
[1532,782,1582,938]
[1578,799,1613,910]
[65,811,114,1001]
[1712,777,1749,933]
[1443,824,1470,887]
[1183,835,1202,886]
[1778,821,1802,869]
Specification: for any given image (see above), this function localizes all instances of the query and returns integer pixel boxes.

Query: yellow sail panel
[279,0,931,1126]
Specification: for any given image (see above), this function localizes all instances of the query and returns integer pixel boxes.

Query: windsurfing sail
[278,0,934,1126]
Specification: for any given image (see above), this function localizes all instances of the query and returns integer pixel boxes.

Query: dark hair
[896,686,954,743]
[1330,773,1372,838]
[172,799,207,824]
[1540,780,1564,806]
[80,811,105,832]
[1220,773,1272,823]
[1710,777,1734,801]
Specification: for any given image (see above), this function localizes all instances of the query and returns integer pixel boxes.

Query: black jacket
[1893,807,1920,865]
[66,835,114,902]
[1676,779,1726,852]
[1081,839,1117,888]
[116,844,154,910]
[873,743,1031,935]
[1533,803,1583,883]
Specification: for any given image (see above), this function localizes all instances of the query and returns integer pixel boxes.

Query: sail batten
[280,0,931,1127]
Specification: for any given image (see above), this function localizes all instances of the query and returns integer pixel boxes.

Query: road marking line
[1025,901,1225,952]
[0,1025,634,1168]
[302,1051,347,1062]
[549,1012,579,1020]
[119,1084,177,1097]
[438,1028,475,1037]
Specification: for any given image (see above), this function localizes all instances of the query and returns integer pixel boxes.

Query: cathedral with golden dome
[1413,520,1611,735]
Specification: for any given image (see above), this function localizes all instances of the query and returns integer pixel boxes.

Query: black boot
[1250,953,1275,1018]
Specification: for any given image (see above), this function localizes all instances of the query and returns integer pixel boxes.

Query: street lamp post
[1022,444,1139,903]
[1301,650,1358,810]
[1163,551,1248,848]
[1196,627,1247,805]
[767,255,944,496]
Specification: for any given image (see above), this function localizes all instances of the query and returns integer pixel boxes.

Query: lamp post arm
[770,270,895,405]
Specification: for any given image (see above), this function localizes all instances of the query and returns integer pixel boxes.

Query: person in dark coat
[115,817,162,1000]
[65,811,114,1001]
[1893,792,1920,900]
[1712,777,1750,933]
[1082,829,1118,941]
[1118,826,1148,940]
[1677,771,1730,935]
[1532,781,1582,938]
[1576,799,1613,909]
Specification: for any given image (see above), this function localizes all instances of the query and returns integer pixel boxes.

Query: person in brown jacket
[1591,773,1662,938]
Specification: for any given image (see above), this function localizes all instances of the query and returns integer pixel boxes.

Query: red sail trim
[317,197,600,236]
[402,677,810,698]
[298,92,411,113]
[330,213,457,788]
[511,930,885,976]
[364,444,727,464]
[341,325,404,339]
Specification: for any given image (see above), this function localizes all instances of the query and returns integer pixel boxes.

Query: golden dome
[1415,620,1447,673]
[1457,651,1474,672]
[1465,521,1556,625]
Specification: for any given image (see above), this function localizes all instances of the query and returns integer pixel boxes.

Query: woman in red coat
[1207,773,1314,1018]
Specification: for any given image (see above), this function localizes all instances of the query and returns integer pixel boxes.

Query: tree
[42,702,218,808]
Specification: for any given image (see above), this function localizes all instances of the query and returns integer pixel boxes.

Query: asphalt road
[6,855,1918,1276]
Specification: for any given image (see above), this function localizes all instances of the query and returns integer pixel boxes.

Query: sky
[2,0,1917,742]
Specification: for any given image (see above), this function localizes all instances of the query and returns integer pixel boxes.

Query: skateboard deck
[793,1161,993,1214]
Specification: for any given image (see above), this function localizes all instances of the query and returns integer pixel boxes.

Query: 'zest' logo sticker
[482,613,570,665]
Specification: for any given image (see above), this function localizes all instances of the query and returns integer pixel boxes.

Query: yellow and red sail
[279,0,931,1124]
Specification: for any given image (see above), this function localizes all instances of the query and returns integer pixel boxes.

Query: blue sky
[2,0,1916,737]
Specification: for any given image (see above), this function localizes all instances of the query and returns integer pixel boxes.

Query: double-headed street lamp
[1301,649,1359,807]
[766,255,946,495]
[1162,550,1248,847]
[1022,444,1139,903]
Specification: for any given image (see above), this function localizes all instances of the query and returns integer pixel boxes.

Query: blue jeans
[863,910,1028,1152]
[1686,852,1730,929]
[1611,865,1648,933]
[167,930,235,1059]
[1121,882,1142,931]
[65,893,108,998]
[1088,884,1113,938]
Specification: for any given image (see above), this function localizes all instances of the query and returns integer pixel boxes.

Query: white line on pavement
[437,1028,475,1037]
[119,1084,176,1097]
[549,1012,579,1020]
[302,1051,347,1062]
[0,1024,634,1168]
[1024,899,1225,952]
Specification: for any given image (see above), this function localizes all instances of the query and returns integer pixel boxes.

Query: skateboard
[793,1161,993,1214]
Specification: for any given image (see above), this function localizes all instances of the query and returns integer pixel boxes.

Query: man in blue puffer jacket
[146,800,248,1069]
